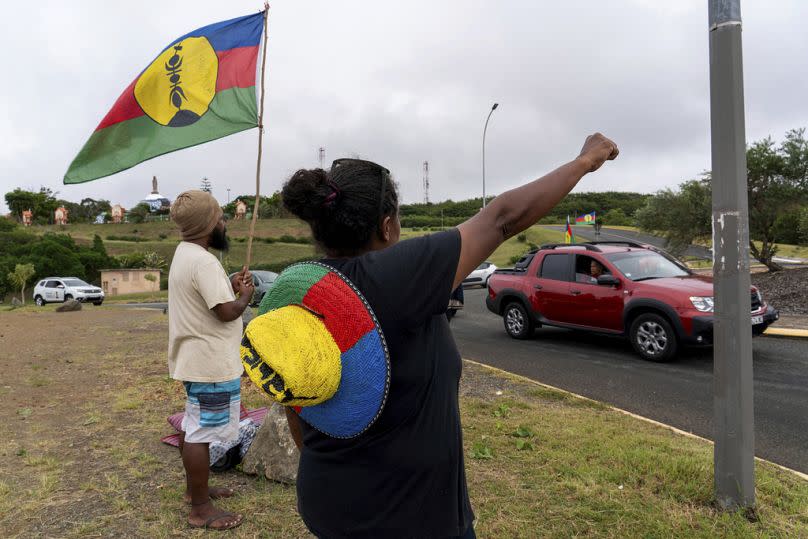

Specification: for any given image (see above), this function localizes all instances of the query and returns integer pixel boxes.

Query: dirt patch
[0,308,306,538]
[752,267,808,315]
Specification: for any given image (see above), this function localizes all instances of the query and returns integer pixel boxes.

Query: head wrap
[170,190,223,241]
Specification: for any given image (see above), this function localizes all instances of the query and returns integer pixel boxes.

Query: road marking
[463,357,808,482]
[764,327,808,338]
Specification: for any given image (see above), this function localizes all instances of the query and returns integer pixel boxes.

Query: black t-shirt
[296,229,474,539]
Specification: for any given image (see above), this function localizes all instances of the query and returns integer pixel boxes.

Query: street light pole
[482,103,499,208]
[227,188,231,204]
[708,0,755,511]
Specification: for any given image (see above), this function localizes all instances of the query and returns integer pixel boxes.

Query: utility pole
[423,161,430,204]
[319,147,326,169]
[708,0,755,511]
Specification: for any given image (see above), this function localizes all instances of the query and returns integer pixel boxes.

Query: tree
[637,128,808,270]
[799,207,808,245]
[746,129,808,271]
[28,235,86,280]
[635,178,712,256]
[600,208,633,227]
[128,202,151,224]
[4,187,58,224]
[79,198,112,223]
[7,263,35,304]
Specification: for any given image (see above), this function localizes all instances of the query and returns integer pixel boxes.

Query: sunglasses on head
[331,158,391,219]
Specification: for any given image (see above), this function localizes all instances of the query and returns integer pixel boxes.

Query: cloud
[1,0,806,214]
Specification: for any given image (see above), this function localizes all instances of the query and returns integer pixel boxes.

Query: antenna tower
[423,161,430,204]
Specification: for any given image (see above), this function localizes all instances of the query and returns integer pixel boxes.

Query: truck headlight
[690,296,714,312]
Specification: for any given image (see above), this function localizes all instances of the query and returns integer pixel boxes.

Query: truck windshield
[605,251,689,281]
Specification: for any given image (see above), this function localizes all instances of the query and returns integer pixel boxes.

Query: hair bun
[282,168,331,221]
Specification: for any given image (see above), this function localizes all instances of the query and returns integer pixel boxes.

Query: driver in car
[590,260,604,281]
[577,260,606,284]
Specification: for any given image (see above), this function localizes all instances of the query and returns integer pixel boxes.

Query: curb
[462,358,808,482]
[764,327,808,338]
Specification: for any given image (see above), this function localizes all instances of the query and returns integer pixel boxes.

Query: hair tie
[322,180,340,208]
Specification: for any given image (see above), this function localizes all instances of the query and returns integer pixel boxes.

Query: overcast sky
[1,0,806,215]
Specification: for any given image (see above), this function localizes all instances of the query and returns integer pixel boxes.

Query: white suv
[462,261,498,288]
[33,277,105,306]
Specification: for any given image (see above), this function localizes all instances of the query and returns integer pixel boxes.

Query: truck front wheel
[504,302,534,340]
[629,313,678,362]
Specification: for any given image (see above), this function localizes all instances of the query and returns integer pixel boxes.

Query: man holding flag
[64,9,269,531]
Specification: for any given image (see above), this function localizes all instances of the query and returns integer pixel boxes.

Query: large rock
[11,297,22,307]
[241,403,299,484]
[56,299,82,312]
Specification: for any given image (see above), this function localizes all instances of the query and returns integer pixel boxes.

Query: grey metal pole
[482,103,498,208]
[708,0,755,511]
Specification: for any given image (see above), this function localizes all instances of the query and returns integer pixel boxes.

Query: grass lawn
[599,225,641,232]
[752,241,808,260]
[489,226,566,267]
[1,308,805,537]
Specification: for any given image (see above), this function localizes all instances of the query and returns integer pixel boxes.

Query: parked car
[486,242,779,362]
[463,261,498,288]
[228,270,278,307]
[33,277,105,306]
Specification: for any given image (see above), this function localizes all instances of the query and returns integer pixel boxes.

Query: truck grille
[751,291,761,312]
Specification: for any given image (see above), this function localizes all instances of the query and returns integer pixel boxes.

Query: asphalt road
[452,288,808,474]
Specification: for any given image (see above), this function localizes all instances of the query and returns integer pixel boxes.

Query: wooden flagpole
[245,4,270,268]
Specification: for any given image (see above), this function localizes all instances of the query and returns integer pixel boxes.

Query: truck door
[572,255,624,331]
[532,253,573,323]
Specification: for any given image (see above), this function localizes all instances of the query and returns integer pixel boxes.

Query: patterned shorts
[182,378,241,444]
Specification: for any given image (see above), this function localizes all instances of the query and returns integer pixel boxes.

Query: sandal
[189,510,243,531]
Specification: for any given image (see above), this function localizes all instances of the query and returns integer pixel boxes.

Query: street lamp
[482,103,499,208]
[226,188,231,204]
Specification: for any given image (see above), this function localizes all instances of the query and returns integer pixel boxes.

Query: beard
[210,226,230,252]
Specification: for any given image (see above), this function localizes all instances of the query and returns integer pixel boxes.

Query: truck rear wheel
[504,302,534,340]
[629,313,678,362]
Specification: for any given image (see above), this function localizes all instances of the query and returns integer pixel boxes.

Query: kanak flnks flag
[565,215,575,244]
[64,12,266,184]
[575,211,596,225]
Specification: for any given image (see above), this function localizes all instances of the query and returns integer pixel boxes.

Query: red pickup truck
[485,242,779,361]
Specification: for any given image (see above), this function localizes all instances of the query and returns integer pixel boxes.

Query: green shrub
[107,235,142,242]
[517,233,527,242]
